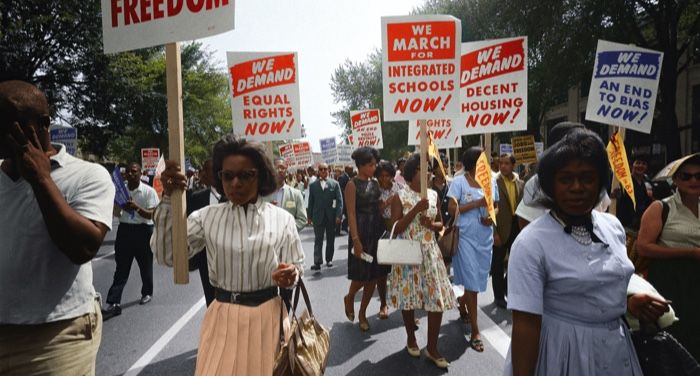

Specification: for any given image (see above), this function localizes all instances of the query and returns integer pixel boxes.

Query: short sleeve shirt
[0,144,115,324]
[119,181,159,225]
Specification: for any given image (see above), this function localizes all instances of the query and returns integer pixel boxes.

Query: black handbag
[631,325,700,376]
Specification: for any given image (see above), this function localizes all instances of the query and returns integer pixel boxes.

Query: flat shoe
[378,305,389,320]
[359,320,370,332]
[423,349,449,369]
[406,346,420,358]
[343,295,355,322]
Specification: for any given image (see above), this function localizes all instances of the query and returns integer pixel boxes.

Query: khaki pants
[0,301,102,376]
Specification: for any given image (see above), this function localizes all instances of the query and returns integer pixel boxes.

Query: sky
[199,0,425,152]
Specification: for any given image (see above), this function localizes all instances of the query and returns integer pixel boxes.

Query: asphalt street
[93,220,513,375]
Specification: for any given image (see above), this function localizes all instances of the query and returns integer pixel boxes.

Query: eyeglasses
[218,169,258,183]
[678,172,700,181]
[318,167,328,171]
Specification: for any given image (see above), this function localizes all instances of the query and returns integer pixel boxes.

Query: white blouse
[151,195,305,292]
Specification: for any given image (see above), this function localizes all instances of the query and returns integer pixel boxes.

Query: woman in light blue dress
[447,146,498,352]
[505,128,642,375]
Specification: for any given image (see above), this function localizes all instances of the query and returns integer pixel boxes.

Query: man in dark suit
[307,163,343,270]
[186,159,218,306]
[493,153,524,308]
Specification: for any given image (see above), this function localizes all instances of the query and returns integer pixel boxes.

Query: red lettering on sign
[387,21,455,62]
[461,39,525,87]
[110,0,227,27]
[231,54,296,97]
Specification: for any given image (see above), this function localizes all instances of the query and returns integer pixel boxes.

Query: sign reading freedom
[101,0,235,53]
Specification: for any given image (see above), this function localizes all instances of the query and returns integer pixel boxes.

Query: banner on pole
[50,127,78,156]
[607,131,635,209]
[278,143,295,168]
[320,137,338,164]
[475,152,496,224]
[101,0,235,53]
[510,135,537,165]
[381,15,462,121]
[227,52,302,141]
[293,141,313,169]
[350,109,383,148]
[407,119,462,148]
[459,37,528,135]
[141,148,161,171]
[585,40,663,133]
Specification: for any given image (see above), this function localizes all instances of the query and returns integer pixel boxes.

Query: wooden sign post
[419,120,428,199]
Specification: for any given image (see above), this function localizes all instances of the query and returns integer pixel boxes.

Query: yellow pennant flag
[474,151,497,225]
[607,131,635,210]
[427,132,446,178]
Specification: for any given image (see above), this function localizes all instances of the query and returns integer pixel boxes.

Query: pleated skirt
[195,296,289,376]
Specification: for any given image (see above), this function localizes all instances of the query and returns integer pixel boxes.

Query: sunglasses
[218,169,258,183]
[678,172,700,181]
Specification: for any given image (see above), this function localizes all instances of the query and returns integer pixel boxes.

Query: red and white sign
[227,52,301,141]
[350,109,383,148]
[279,143,295,168]
[292,141,313,169]
[459,37,528,135]
[407,119,462,149]
[141,148,160,171]
[382,15,462,121]
[101,0,235,54]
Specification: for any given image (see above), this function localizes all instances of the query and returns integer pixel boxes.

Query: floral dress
[388,187,457,312]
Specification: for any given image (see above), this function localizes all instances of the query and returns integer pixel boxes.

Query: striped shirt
[151,195,304,292]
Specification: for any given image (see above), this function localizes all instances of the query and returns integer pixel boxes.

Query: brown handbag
[438,196,460,258]
[273,280,330,376]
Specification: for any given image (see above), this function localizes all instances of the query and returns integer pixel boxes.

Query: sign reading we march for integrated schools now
[227,52,302,141]
[585,40,663,134]
[382,15,462,121]
[459,37,528,135]
[350,109,383,148]
[101,0,235,53]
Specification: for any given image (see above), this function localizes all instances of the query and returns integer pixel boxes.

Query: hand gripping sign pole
[166,43,188,284]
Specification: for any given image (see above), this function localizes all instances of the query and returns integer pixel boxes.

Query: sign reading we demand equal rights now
[585,40,663,134]
[407,119,462,148]
[101,0,235,53]
[459,37,528,135]
[227,52,302,141]
[382,15,461,121]
[350,109,383,148]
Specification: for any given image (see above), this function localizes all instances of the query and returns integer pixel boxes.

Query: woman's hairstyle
[351,147,380,168]
[461,146,483,172]
[211,134,277,196]
[375,160,396,178]
[402,153,426,182]
[536,128,609,208]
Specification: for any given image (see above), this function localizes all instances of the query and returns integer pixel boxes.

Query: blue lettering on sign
[594,51,662,80]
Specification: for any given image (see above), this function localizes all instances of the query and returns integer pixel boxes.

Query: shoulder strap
[661,199,670,228]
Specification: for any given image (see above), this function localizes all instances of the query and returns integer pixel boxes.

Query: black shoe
[326,261,333,268]
[140,295,152,305]
[494,298,507,309]
[102,303,121,316]
[310,264,321,271]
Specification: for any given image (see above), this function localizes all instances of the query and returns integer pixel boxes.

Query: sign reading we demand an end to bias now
[101,0,235,53]
[227,52,302,141]
[459,37,528,135]
[585,40,663,134]
[382,15,461,121]
[350,109,383,148]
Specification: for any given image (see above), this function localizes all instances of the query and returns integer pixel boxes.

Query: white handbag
[377,222,422,265]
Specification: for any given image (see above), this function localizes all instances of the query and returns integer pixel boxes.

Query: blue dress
[503,211,642,376]
[447,175,498,293]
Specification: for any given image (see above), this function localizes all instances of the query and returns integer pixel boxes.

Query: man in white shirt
[0,80,115,375]
[104,162,160,316]
[264,158,307,232]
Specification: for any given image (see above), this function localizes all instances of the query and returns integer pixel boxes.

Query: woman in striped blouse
[151,135,305,376]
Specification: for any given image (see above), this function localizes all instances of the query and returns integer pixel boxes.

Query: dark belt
[214,287,279,307]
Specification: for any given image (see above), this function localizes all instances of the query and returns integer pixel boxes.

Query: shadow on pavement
[138,349,197,376]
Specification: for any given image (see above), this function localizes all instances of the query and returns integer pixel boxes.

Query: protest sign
[585,40,663,133]
[607,131,635,209]
[313,153,324,166]
[459,37,528,135]
[336,144,354,166]
[111,167,135,218]
[320,137,338,164]
[474,152,496,224]
[511,135,537,165]
[50,127,78,156]
[382,15,462,122]
[279,143,295,168]
[293,142,313,169]
[350,109,384,148]
[141,148,161,171]
[499,143,513,155]
[535,142,544,158]
[407,119,462,148]
[227,52,301,141]
[101,0,235,54]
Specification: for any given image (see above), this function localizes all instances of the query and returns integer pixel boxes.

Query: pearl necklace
[551,212,593,246]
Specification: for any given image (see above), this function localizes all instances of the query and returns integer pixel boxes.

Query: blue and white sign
[50,127,78,156]
[320,137,337,164]
[499,143,513,155]
[585,40,663,134]
[336,144,354,166]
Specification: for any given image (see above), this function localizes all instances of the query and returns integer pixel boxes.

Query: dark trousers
[190,251,215,307]
[107,223,154,304]
[314,221,336,265]
[491,217,519,301]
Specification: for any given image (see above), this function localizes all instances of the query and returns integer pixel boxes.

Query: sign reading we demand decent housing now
[585,40,663,134]
[382,15,461,122]
[227,52,302,141]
